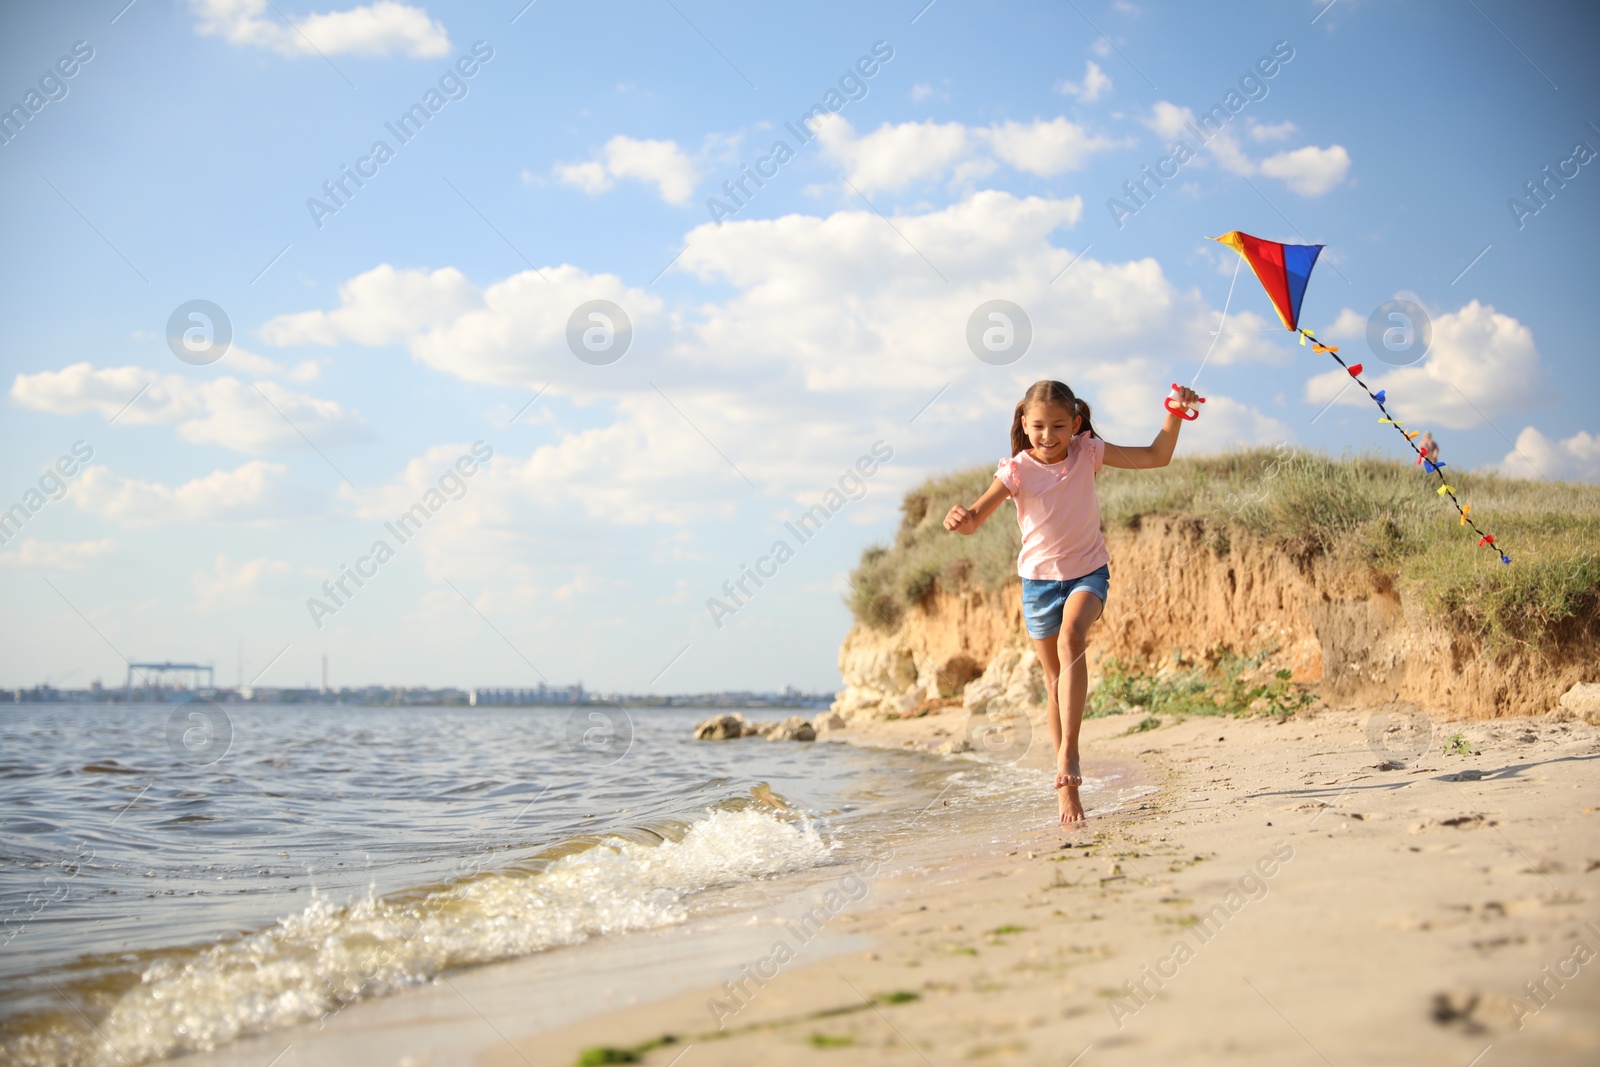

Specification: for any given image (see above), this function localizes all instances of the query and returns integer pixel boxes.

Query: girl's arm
[1102,386,1201,470]
[944,477,1012,535]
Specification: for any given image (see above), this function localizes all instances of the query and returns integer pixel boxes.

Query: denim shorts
[1021,564,1110,639]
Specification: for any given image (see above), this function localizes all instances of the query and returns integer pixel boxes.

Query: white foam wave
[7,806,832,1067]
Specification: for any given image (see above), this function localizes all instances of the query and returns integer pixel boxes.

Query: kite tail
[1299,327,1509,564]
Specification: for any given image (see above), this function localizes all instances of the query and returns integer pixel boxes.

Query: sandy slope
[483,703,1600,1067]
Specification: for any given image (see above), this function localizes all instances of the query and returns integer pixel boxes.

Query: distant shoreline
[0,693,835,710]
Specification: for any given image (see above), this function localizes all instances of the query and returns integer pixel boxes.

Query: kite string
[1191,256,1241,388]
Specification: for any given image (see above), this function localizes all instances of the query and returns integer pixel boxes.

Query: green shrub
[902,564,941,605]
[1090,655,1317,722]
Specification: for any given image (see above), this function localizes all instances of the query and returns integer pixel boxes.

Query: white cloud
[948,156,1001,185]
[262,264,663,390]
[1250,120,1298,142]
[1143,103,1349,195]
[603,137,701,204]
[216,346,284,377]
[291,1,449,56]
[910,83,937,102]
[1495,427,1600,483]
[193,554,294,610]
[819,116,1126,193]
[817,118,973,193]
[675,191,1076,383]
[555,136,701,204]
[9,364,369,454]
[1143,101,1194,141]
[1320,307,1367,338]
[984,118,1130,176]
[1259,144,1351,196]
[0,539,119,570]
[73,461,298,528]
[1143,103,1253,175]
[189,0,451,58]
[668,189,1289,452]
[1192,310,1291,367]
[1058,60,1111,102]
[218,345,322,382]
[399,416,714,538]
[552,160,610,195]
[1205,130,1259,176]
[182,379,367,453]
[1304,300,1543,429]
[261,264,479,347]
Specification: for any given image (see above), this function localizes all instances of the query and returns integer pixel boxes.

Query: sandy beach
[160,699,1600,1067]
[473,702,1600,1067]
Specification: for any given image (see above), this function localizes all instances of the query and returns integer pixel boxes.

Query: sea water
[0,703,1003,1066]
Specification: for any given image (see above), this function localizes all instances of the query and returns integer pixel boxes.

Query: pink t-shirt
[995,434,1111,581]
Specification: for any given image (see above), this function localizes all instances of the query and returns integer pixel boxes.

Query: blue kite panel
[1281,244,1323,331]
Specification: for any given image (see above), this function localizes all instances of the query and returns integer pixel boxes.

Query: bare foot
[1057,783,1085,825]
[1053,753,1082,789]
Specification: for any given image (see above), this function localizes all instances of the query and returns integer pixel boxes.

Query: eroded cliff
[833,516,1600,723]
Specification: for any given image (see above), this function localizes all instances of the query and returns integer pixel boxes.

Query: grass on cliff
[847,447,1600,648]
[1087,653,1318,723]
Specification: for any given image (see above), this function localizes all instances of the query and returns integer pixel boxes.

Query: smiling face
[1024,400,1082,462]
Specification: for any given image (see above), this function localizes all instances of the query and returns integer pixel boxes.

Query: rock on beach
[692,712,815,741]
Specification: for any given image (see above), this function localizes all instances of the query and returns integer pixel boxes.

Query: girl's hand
[1171,385,1202,412]
[945,479,1010,533]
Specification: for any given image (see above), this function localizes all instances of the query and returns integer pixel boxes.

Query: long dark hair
[1010,379,1096,456]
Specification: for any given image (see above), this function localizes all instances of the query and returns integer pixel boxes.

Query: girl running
[943,379,1202,825]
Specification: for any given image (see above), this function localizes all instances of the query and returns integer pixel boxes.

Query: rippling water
[0,703,947,1066]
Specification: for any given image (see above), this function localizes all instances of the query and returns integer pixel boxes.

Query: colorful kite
[1211,230,1322,332]
[1208,230,1509,564]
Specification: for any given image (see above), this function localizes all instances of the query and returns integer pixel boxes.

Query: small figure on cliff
[1416,431,1439,469]
[943,379,1202,826]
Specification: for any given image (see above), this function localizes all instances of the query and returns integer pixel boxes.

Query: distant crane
[124,662,215,702]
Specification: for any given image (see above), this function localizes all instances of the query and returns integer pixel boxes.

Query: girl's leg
[1031,634,1064,764]
[1032,633,1079,826]
[1053,591,1104,791]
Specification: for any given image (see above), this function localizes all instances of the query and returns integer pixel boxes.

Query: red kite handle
[1164,383,1204,421]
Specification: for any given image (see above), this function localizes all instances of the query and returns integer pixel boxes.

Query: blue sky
[2,0,1596,694]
